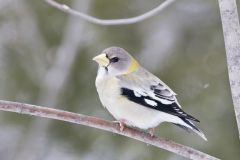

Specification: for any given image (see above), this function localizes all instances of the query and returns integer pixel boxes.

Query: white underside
[95,67,207,141]
[95,68,186,130]
[105,98,186,129]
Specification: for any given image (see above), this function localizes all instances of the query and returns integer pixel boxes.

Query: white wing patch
[158,98,173,105]
[144,98,157,107]
[133,90,141,97]
[134,87,174,105]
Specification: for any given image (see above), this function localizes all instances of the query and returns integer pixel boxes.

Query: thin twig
[218,0,240,138]
[0,100,219,160]
[45,0,176,25]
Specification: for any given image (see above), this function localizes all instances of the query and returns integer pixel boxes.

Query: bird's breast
[95,74,162,129]
[96,73,121,107]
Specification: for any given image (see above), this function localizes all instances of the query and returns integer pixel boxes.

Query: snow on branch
[218,0,240,138]
[0,100,219,160]
[45,0,176,25]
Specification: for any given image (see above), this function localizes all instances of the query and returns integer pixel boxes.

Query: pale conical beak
[92,53,110,67]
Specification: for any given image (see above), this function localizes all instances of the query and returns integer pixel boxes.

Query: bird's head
[93,47,139,76]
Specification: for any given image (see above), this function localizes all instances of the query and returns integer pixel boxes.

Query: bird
[93,47,207,141]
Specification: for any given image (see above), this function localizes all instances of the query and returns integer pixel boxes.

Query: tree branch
[0,100,219,160]
[218,0,240,138]
[45,0,176,25]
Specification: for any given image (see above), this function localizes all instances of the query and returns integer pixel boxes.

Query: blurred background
[0,0,240,159]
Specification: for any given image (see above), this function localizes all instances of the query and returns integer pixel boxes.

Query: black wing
[121,87,199,122]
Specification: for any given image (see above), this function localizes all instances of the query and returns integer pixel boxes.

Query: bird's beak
[92,53,110,67]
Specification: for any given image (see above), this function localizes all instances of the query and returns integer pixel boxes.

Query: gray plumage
[93,47,207,141]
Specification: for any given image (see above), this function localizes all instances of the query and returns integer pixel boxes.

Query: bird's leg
[119,121,125,132]
[148,128,155,137]
[113,119,126,132]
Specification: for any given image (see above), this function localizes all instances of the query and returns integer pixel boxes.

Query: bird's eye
[110,57,119,63]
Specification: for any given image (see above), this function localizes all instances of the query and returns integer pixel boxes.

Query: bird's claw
[148,128,155,137]
[113,119,126,132]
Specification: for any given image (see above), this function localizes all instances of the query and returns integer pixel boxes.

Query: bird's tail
[174,118,207,141]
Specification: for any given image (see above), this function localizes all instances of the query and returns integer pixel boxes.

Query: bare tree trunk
[218,0,240,138]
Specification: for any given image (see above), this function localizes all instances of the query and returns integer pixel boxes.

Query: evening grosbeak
[93,47,207,141]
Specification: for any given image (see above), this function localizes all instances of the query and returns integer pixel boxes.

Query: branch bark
[218,0,240,138]
[45,0,176,25]
[0,100,219,160]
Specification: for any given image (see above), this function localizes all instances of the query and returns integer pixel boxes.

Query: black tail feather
[173,118,207,141]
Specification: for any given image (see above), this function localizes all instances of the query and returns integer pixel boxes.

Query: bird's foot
[113,119,126,132]
[148,128,155,137]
